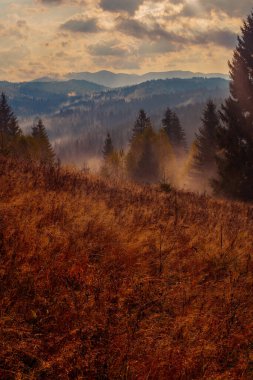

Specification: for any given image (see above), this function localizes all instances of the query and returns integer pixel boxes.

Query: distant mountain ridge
[0,76,229,118]
[34,70,229,88]
[0,79,107,116]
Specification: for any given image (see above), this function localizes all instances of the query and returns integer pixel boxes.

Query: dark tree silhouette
[135,129,160,183]
[213,12,253,200]
[131,109,151,141]
[102,133,114,159]
[0,92,21,153]
[127,110,160,183]
[192,100,220,179]
[162,107,186,153]
[32,119,55,164]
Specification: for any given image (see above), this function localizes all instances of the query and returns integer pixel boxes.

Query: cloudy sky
[0,0,252,81]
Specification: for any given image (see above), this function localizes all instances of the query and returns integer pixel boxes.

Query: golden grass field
[1,156,253,379]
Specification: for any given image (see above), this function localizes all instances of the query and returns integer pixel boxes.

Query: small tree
[102,133,114,159]
[131,109,151,141]
[32,119,55,164]
[162,107,186,154]
[101,134,124,179]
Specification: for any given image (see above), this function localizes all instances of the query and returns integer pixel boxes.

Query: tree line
[0,93,55,165]
[101,100,220,189]
[102,11,253,202]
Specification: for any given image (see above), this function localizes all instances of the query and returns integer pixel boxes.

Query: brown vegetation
[1,156,253,379]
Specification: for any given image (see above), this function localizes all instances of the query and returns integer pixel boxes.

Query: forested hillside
[0,76,228,165]
[0,80,107,117]
[50,77,228,162]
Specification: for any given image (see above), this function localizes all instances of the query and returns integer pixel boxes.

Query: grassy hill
[1,156,253,379]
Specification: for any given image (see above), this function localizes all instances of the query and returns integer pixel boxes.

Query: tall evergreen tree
[32,119,55,164]
[213,12,253,200]
[162,108,186,153]
[127,111,160,183]
[192,100,220,179]
[131,109,151,141]
[0,92,21,153]
[102,133,114,159]
[135,128,160,183]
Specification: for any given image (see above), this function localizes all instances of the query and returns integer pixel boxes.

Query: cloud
[193,29,237,49]
[0,20,30,40]
[138,40,178,55]
[37,0,87,5]
[100,0,144,14]
[174,0,252,18]
[61,18,100,33]
[92,55,140,70]
[117,17,186,43]
[2,0,250,81]
[89,41,128,56]
[39,0,63,4]
[0,45,31,68]
[118,15,237,50]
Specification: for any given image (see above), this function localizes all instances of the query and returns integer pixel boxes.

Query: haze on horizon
[0,0,252,82]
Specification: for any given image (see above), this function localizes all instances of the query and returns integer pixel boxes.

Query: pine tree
[127,114,160,183]
[135,130,160,183]
[0,92,21,153]
[102,133,114,159]
[131,109,151,141]
[192,100,220,179]
[212,12,253,200]
[32,119,55,164]
[162,108,186,153]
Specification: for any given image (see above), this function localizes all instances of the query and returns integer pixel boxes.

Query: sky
[0,0,252,81]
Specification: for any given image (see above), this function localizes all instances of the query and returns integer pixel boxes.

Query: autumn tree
[32,119,55,164]
[127,110,160,183]
[135,127,160,183]
[101,133,125,179]
[213,12,253,200]
[162,107,186,154]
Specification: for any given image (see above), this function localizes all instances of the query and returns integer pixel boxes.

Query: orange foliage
[1,156,253,379]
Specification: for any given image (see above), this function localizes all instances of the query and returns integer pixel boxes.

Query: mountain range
[0,76,229,118]
[34,70,229,88]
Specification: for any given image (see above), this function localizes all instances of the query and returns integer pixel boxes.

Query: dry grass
[1,156,253,379]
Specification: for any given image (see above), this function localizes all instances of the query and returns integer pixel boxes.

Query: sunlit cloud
[0,0,251,81]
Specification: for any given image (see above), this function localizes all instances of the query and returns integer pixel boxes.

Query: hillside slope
[0,80,107,116]
[1,157,253,379]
